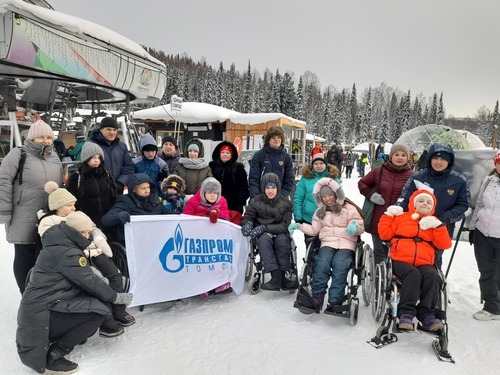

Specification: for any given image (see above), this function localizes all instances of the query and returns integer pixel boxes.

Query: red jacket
[182,189,230,221]
[378,190,452,266]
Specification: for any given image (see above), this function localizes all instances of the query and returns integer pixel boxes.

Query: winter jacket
[158,150,180,174]
[88,128,135,187]
[358,161,414,233]
[248,144,295,198]
[66,164,117,230]
[174,138,213,195]
[397,144,471,232]
[16,222,116,373]
[469,171,500,238]
[300,178,364,251]
[379,190,452,267]
[326,147,343,170]
[182,189,230,220]
[293,163,340,224]
[67,138,85,161]
[209,141,249,213]
[133,134,170,187]
[242,173,293,235]
[343,152,356,167]
[0,140,62,244]
[101,173,169,242]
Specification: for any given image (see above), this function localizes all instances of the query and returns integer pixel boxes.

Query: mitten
[346,220,359,236]
[241,221,254,237]
[117,211,131,224]
[209,209,219,223]
[385,205,404,217]
[288,223,301,235]
[468,230,475,246]
[369,193,385,205]
[419,216,442,230]
[250,225,267,239]
[94,236,113,258]
[113,292,134,306]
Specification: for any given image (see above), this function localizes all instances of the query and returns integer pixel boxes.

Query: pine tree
[241,61,253,113]
[429,93,438,124]
[436,92,444,125]
[295,76,305,121]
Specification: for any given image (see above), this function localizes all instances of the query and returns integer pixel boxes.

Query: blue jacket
[397,143,471,234]
[88,128,135,186]
[248,144,295,198]
[133,134,170,189]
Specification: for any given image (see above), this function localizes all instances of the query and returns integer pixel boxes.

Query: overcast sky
[48,0,500,118]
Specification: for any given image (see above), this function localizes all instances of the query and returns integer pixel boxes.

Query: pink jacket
[182,189,230,221]
[300,203,364,251]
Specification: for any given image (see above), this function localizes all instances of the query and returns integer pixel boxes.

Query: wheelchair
[293,236,374,326]
[244,234,298,294]
[369,255,453,362]
[109,242,130,293]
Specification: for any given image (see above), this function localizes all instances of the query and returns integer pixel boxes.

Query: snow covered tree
[241,61,253,113]
[436,93,444,125]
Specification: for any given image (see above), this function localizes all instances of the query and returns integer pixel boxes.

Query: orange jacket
[378,190,452,266]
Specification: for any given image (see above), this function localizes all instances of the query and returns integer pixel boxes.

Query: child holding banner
[241,172,297,291]
[182,177,231,296]
[160,174,186,214]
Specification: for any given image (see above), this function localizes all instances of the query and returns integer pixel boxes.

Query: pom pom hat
[65,211,93,232]
[45,181,77,211]
[26,120,54,141]
[409,189,437,220]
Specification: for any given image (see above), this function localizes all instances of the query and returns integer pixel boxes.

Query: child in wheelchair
[241,172,297,291]
[289,177,364,313]
[378,189,452,331]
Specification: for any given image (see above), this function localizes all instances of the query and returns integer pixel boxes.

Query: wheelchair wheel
[372,262,387,322]
[244,252,254,282]
[248,275,261,294]
[361,244,374,306]
[349,298,359,326]
[109,242,130,292]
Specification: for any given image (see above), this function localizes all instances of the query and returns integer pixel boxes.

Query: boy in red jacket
[378,189,452,331]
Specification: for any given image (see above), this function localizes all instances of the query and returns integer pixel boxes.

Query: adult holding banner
[358,144,414,265]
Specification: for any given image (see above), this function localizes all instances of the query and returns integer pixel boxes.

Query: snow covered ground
[1,167,498,375]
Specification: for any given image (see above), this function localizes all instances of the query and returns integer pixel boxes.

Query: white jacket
[470,173,500,238]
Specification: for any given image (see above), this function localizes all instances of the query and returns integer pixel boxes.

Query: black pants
[372,234,390,266]
[255,233,291,273]
[392,260,441,320]
[473,229,500,314]
[91,254,126,318]
[49,311,104,353]
[14,243,42,294]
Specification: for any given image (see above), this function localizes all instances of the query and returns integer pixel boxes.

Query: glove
[94,236,113,258]
[288,223,301,235]
[113,292,134,306]
[468,230,475,246]
[369,193,385,205]
[419,216,442,230]
[209,209,219,223]
[346,220,359,236]
[241,221,254,237]
[249,225,267,239]
[116,211,131,224]
[384,205,404,217]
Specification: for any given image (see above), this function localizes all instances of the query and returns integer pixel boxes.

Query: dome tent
[395,124,485,153]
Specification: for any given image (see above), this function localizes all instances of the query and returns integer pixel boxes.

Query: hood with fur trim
[313,178,345,206]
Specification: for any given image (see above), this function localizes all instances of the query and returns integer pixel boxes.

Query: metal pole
[445,219,467,279]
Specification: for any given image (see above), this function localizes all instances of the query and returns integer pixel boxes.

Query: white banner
[124,215,249,307]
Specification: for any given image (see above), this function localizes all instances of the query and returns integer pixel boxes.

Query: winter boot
[114,312,136,327]
[99,317,125,338]
[261,270,282,291]
[46,344,79,374]
[281,271,298,290]
[398,314,414,330]
[421,314,444,331]
[312,292,326,310]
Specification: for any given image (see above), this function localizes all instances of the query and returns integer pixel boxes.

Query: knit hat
[162,135,178,149]
[188,143,199,153]
[409,189,437,219]
[81,142,104,163]
[312,152,327,165]
[26,120,54,141]
[161,174,186,194]
[389,144,410,159]
[220,145,233,156]
[260,172,281,194]
[413,192,435,209]
[431,150,452,164]
[45,181,77,211]
[99,117,118,129]
[494,152,500,165]
[65,211,93,233]
[201,177,221,203]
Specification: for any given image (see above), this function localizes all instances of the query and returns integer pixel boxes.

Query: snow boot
[99,317,125,338]
[261,270,282,291]
[420,314,444,331]
[46,344,79,374]
[398,314,414,330]
[312,292,326,310]
[281,271,298,290]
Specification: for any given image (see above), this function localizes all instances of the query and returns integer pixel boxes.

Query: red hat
[220,145,233,155]
[495,152,500,165]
